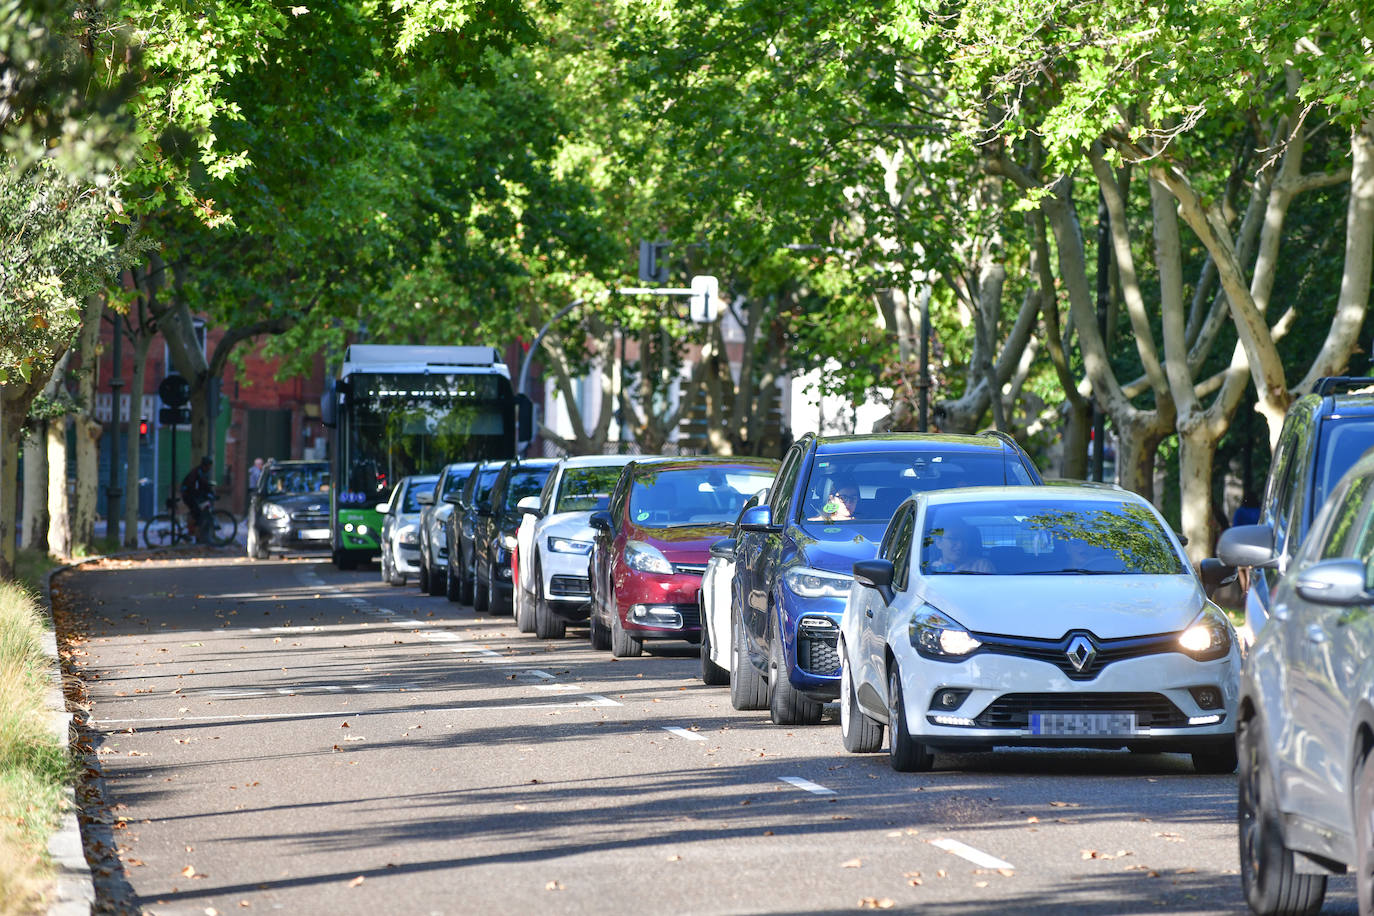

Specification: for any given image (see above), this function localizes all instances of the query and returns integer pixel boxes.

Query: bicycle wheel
[144,514,176,548]
[208,509,238,547]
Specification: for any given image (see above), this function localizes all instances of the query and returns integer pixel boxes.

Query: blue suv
[730,432,1042,725]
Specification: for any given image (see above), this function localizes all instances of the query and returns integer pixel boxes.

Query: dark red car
[588,457,779,657]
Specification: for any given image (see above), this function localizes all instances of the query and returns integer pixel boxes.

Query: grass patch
[0,579,69,915]
[11,552,59,601]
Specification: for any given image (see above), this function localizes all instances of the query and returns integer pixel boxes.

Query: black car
[448,461,503,606]
[246,460,333,558]
[1216,377,1374,638]
[730,431,1042,725]
[471,458,557,615]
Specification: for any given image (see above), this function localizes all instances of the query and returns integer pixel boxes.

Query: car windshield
[503,468,552,509]
[555,465,624,513]
[1314,419,1374,516]
[629,466,775,528]
[263,466,330,495]
[473,468,501,504]
[800,449,1032,524]
[400,477,436,513]
[441,466,472,500]
[919,499,1186,576]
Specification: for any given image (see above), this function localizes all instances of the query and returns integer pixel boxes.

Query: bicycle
[144,495,238,548]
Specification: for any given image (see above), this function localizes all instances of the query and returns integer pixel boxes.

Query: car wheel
[589,606,611,651]
[247,525,268,560]
[427,558,446,597]
[1357,752,1374,916]
[387,546,406,587]
[333,548,358,571]
[610,605,642,658]
[1238,714,1326,915]
[699,612,730,687]
[1192,739,1238,774]
[473,568,490,614]
[418,559,430,593]
[515,572,536,633]
[887,662,933,773]
[445,556,462,602]
[729,614,768,711]
[534,569,566,639]
[460,552,476,605]
[768,634,822,726]
[840,652,883,753]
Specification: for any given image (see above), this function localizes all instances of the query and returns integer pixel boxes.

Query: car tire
[384,547,405,587]
[418,560,431,594]
[610,606,643,658]
[887,663,933,773]
[473,570,490,614]
[1192,740,1238,775]
[534,571,566,639]
[730,614,768,711]
[1356,752,1374,916]
[1238,714,1326,915]
[516,577,536,633]
[589,607,611,650]
[699,613,730,686]
[427,559,446,597]
[840,653,883,753]
[459,553,475,605]
[247,525,269,560]
[769,634,822,726]
[445,557,462,602]
[333,548,357,571]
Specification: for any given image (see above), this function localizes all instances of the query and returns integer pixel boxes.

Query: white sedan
[514,454,636,638]
[839,485,1240,774]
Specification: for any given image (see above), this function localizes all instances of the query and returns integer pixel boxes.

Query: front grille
[797,629,841,676]
[293,511,330,525]
[678,604,701,628]
[972,692,1189,729]
[550,575,591,597]
[673,563,707,576]
[973,630,1181,681]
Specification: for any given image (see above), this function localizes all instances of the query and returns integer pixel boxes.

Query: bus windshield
[339,372,510,504]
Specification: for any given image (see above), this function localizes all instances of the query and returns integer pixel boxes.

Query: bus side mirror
[321,380,337,428]
[516,393,533,442]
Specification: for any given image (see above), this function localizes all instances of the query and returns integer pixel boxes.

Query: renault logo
[1066,635,1097,672]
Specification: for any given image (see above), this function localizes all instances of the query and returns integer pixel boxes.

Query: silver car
[840,485,1240,774]
[378,474,437,587]
[417,462,477,597]
[1225,449,1374,915]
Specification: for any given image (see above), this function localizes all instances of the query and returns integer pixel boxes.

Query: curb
[40,558,98,916]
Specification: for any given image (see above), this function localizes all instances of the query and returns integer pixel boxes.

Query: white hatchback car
[378,474,438,587]
[839,485,1240,774]
[514,455,636,638]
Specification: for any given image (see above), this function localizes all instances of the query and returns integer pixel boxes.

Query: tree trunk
[21,424,47,551]
[1113,413,1170,502]
[71,294,106,552]
[124,331,151,547]
[46,413,71,558]
[1060,401,1092,479]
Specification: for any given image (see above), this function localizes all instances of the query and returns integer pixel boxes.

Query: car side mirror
[1198,558,1238,599]
[518,495,543,519]
[853,558,895,605]
[416,492,434,506]
[1216,523,1278,569]
[375,503,390,514]
[442,493,461,505]
[710,538,736,561]
[1294,559,1374,607]
[589,511,612,533]
[738,504,777,533]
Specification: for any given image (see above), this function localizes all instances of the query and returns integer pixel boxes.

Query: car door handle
[1306,624,1328,644]
[865,607,873,618]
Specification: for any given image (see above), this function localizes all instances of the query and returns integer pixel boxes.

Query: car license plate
[1030,712,1138,736]
[298,528,331,540]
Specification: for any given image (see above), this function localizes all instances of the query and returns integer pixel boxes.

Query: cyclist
[181,456,217,543]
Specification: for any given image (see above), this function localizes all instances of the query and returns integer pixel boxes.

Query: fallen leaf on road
[908,878,923,886]
[1154,832,1184,842]
[1026,816,1039,823]
[997,868,1015,878]
[666,855,681,862]
[1049,801,1080,808]
[937,869,947,878]
[975,881,989,888]
[348,876,364,887]
[340,722,350,728]
[545,880,564,891]
[840,858,862,869]
[858,898,895,909]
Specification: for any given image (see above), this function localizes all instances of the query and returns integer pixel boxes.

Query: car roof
[920,484,1146,506]
[629,456,780,472]
[1297,390,1374,420]
[558,454,638,470]
[508,457,559,469]
[812,433,1017,455]
[441,461,479,472]
[404,474,439,487]
[264,460,327,468]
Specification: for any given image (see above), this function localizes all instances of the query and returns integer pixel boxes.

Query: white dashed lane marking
[929,838,1015,871]
[777,776,836,795]
[661,726,707,741]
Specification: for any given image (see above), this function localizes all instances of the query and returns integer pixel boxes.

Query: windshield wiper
[1020,568,1120,575]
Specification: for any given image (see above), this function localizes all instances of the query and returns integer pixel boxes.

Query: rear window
[503,468,552,509]
[441,466,472,499]
[400,478,436,513]
[800,449,1030,524]
[1314,418,1374,514]
[556,466,625,513]
[475,469,500,503]
[262,466,330,495]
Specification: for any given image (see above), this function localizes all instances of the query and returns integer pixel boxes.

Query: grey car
[1224,449,1374,915]
[417,462,477,597]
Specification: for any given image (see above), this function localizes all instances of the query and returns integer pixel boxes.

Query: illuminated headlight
[357,524,369,536]
[909,606,982,659]
[548,536,592,555]
[263,503,288,521]
[1178,606,1232,660]
[625,540,673,575]
[783,566,852,599]
[344,523,355,533]
[398,525,419,546]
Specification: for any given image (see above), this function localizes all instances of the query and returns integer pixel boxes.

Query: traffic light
[138,418,149,442]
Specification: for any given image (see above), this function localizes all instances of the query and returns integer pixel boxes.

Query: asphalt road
[54,552,1358,915]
